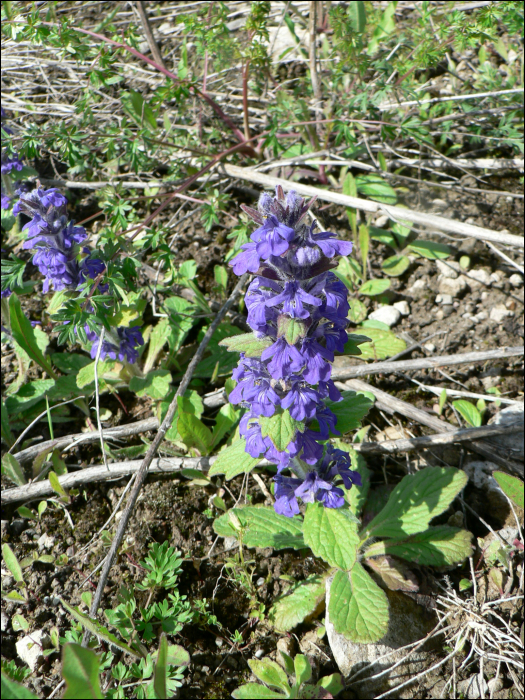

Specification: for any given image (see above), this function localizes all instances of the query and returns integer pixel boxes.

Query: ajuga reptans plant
[228,186,362,517]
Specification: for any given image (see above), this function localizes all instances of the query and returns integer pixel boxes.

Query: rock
[438,276,467,297]
[436,259,459,279]
[435,293,453,305]
[37,533,55,551]
[509,273,523,288]
[432,198,448,211]
[486,402,524,462]
[424,343,436,353]
[276,637,296,667]
[489,304,514,322]
[408,279,426,294]
[458,674,488,699]
[1,611,9,633]
[368,305,401,327]
[326,579,437,698]
[16,630,49,671]
[487,677,504,694]
[465,268,491,288]
[393,300,410,316]
[472,310,488,323]
[299,629,324,677]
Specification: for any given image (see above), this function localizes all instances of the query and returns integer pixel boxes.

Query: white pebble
[393,300,410,316]
[16,630,49,671]
[489,305,514,323]
[368,305,401,327]
[509,273,523,287]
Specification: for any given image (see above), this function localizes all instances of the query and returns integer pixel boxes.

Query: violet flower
[227,186,360,516]
[86,325,144,364]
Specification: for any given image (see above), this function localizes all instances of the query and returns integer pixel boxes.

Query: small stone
[254,648,264,659]
[432,198,448,210]
[37,533,55,551]
[436,259,459,279]
[438,276,467,298]
[424,343,436,353]
[1,611,9,633]
[465,268,491,288]
[16,630,49,671]
[509,273,523,287]
[436,293,453,305]
[487,677,504,694]
[490,271,503,283]
[481,291,489,301]
[368,305,401,327]
[489,304,514,322]
[487,402,524,462]
[276,637,296,667]
[215,638,224,648]
[458,674,488,699]
[393,300,410,316]
[375,214,389,227]
[472,311,488,323]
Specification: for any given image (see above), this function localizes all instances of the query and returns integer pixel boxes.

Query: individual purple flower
[252,215,294,260]
[240,412,272,458]
[230,241,261,276]
[1,152,23,175]
[1,287,12,298]
[79,257,108,292]
[274,474,302,517]
[299,338,332,384]
[265,281,322,320]
[280,378,320,421]
[261,337,304,379]
[87,325,144,364]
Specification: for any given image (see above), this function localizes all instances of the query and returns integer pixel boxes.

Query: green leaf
[365,526,473,566]
[367,1,396,55]
[453,400,482,427]
[177,398,213,454]
[153,634,167,700]
[382,255,410,277]
[348,298,368,324]
[1,674,39,700]
[391,220,413,247]
[51,353,92,374]
[359,224,370,279]
[323,391,373,435]
[348,0,366,32]
[343,333,371,356]
[363,467,468,540]
[163,296,197,356]
[317,673,343,697]
[492,471,524,510]
[60,600,141,658]
[232,684,286,699]
[214,265,228,294]
[16,507,36,520]
[304,503,359,570]
[370,227,398,249]
[218,332,273,358]
[1,398,15,447]
[408,240,452,260]
[143,319,169,374]
[294,654,312,685]
[8,294,57,378]
[195,323,244,377]
[48,471,68,500]
[259,410,304,451]
[342,172,357,235]
[2,453,26,486]
[328,564,389,643]
[152,642,189,667]
[62,643,103,699]
[276,315,308,345]
[129,370,172,400]
[358,279,391,296]
[213,506,306,550]
[355,174,397,204]
[209,403,239,450]
[248,659,291,693]
[208,439,260,480]
[2,544,24,584]
[5,379,56,414]
[76,360,120,390]
[350,327,406,360]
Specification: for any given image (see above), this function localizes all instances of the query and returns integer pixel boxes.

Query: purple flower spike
[226,185,364,516]
[87,325,144,364]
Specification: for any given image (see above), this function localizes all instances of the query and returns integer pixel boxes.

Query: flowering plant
[220,185,365,516]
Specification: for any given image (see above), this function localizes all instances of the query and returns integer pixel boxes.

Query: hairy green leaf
[268,575,325,632]
[358,279,391,296]
[2,453,26,487]
[259,410,304,451]
[351,327,406,360]
[129,370,172,400]
[365,526,473,566]
[328,564,389,643]
[382,255,410,277]
[324,391,373,435]
[62,644,103,699]
[493,471,524,510]
[218,332,273,357]
[453,400,482,427]
[248,659,291,694]
[363,467,468,540]
[9,294,57,379]
[213,506,305,550]
[408,240,451,260]
[1,673,39,700]
[304,503,359,570]
[208,439,260,480]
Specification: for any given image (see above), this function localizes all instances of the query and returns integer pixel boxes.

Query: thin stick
[485,241,524,274]
[135,1,167,71]
[221,163,524,247]
[93,328,109,471]
[81,274,248,647]
[332,346,524,381]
